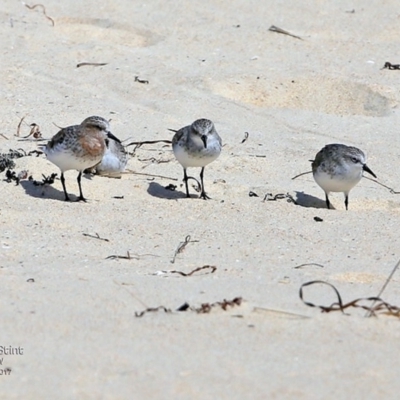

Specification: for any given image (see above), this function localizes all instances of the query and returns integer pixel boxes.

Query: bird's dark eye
[351,157,359,163]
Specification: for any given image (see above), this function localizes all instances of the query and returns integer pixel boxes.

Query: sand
[1,0,400,398]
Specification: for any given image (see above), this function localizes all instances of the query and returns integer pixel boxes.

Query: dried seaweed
[382,62,400,70]
[170,235,199,264]
[263,192,297,204]
[24,3,55,26]
[152,265,217,277]
[241,132,249,144]
[299,277,400,318]
[135,297,243,317]
[31,173,57,186]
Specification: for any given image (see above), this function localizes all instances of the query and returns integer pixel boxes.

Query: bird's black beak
[363,164,377,179]
[107,132,121,144]
[201,134,207,148]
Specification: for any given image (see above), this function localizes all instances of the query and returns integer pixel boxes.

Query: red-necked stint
[42,116,121,201]
[171,118,222,199]
[312,143,376,210]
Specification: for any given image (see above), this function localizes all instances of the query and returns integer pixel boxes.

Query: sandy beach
[1,0,400,398]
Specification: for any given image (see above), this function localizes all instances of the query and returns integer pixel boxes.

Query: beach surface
[1,0,400,398]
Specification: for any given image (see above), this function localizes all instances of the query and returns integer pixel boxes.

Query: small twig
[262,192,297,204]
[382,62,400,70]
[0,134,9,140]
[294,263,325,269]
[17,138,47,142]
[21,123,41,139]
[16,116,26,137]
[138,157,173,164]
[253,307,310,319]
[292,170,313,180]
[363,176,400,194]
[269,25,303,40]
[135,306,171,318]
[134,76,149,84]
[82,232,110,242]
[153,265,217,277]
[76,62,108,68]
[171,235,199,264]
[241,132,249,144]
[24,3,55,26]
[106,251,138,260]
[125,139,172,147]
[124,170,178,181]
[365,259,400,317]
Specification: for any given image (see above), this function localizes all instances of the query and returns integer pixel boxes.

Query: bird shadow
[147,182,194,200]
[294,191,332,209]
[19,180,79,202]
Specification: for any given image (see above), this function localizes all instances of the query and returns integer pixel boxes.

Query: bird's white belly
[314,170,362,193]
[173,144,220,168]
[96,148,127,174]
[46,147,101,172]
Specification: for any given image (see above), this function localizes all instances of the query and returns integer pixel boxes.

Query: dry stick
[76,62,108,68]
[269,25,303,40]
[17,138,47,142]
[113,280,149,309]
[0,134,9,140]
[24,3,55,26]
[156,265,217,277]
[125,139,172,147]
[21,123,41,139]
[294,263,324,269]
[292,170,312,180]
[16,116,26,137]
[124,170,178,181]
[135,76,149,84]
[171,235,199,264]
[363,176,400,194]
[82,233,110,242]
[106,251,138,260]
[253,307,310,319]
[365,259,400,318]
[106,252,158,260]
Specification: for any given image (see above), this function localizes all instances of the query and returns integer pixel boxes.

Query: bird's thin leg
[77,171,87,202]
[200,167,210,200]
[60,172,70,201]
[325,193,331,209]
[344,193,349,211]
[183,168,190,198]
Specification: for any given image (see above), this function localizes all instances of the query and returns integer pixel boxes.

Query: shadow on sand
[147,181,197,200]
[294,191,332,209]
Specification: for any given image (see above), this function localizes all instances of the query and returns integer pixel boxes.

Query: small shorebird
[312,143,377,210]
[171,118,222,199]
[42,116,121,201]
[88,137,128,178]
